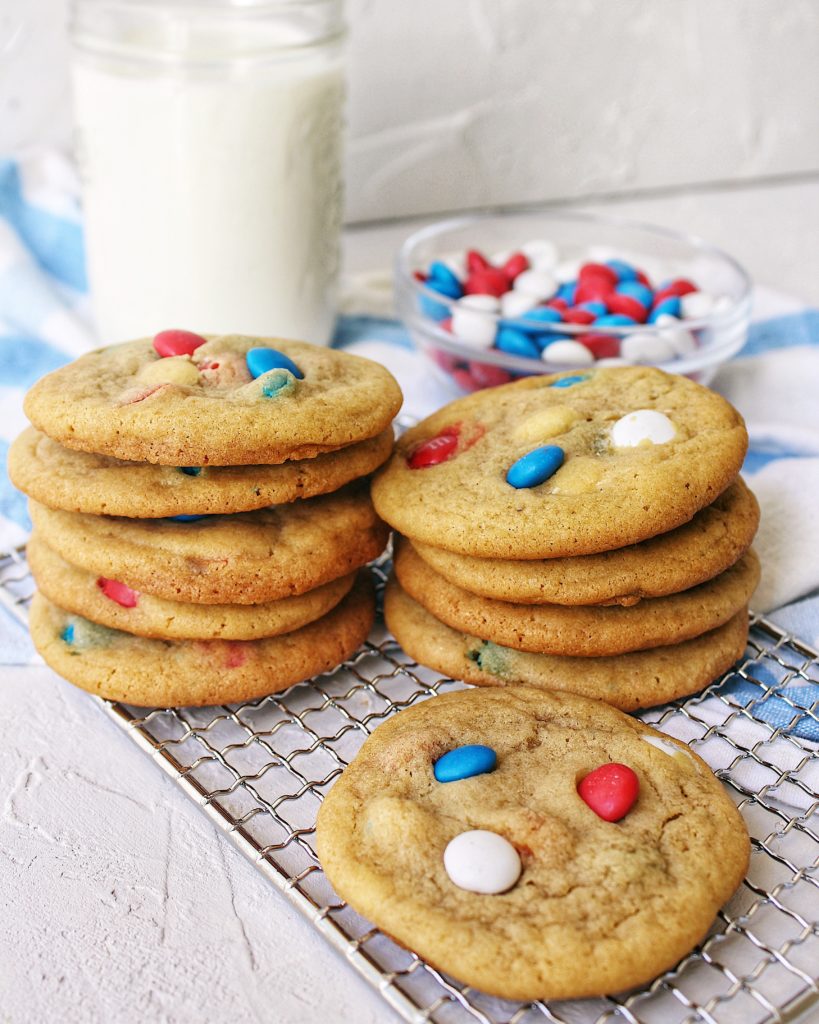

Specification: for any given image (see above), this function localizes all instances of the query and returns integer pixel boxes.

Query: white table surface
[3,177,819,1024]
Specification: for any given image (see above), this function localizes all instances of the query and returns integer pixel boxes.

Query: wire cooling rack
[2,545,819,1024]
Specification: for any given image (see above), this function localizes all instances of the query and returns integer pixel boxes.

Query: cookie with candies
[371,366,747,559]
[317,687,749,1000]
[24,332,402,465]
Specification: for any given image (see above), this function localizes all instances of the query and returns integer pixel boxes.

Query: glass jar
[71,0,345,345]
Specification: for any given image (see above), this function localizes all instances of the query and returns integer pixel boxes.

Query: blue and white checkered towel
[2,150,818,744]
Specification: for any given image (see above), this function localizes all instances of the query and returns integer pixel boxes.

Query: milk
[72,13,344,345]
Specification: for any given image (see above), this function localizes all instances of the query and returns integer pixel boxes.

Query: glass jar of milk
[71,0,345,344]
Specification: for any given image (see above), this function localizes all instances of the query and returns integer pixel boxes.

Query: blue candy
[178,466,201,477]
[427,261,464,298]
[616,281,654,308]
[170,514,208,522]
[246,347,304,380]
[420,295,451,321]
[594,313,637,327]
[606,259,638,282]
[434,744,497,783]
[506,445,564,488]
[556,281,577,304]
[648,297,681,322]
[550,374,589,389]
[61,623,75,645]
[579,300,608,317]
[515,306,563,333]
[495,327,541,359]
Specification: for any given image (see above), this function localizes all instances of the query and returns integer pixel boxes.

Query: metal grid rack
[2,546,818,1024]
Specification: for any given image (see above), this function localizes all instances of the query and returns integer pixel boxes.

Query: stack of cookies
[372,366,760,712]
[10,331,402,707]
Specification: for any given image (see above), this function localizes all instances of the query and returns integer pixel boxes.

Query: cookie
[29,482,388,605]
[9,425,394,518]
[394,538,759,656]
[411,478,759,606]
[30,571,375,707]
[372,367,748,558]
[385,578,748,711]
[316,686,750,1000]
[24,334,403,465]
[27,533,355,641]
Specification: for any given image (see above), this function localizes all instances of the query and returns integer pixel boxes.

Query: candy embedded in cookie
[407,421,485,469]
[611,409,676,448]
[153,329,207,358]
[506,444,564,488]
[246,347,305,381]
[577,763,640,822]
[443,829,522,894]
[433,744,497,783]
[96,577,139,608]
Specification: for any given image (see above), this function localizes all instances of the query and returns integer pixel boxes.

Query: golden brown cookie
[24,335,402,465]
[372,367,747,558]
[394,537,759,656]
[29,482,388,605]
[385,578,748,711]
[28,533,355,641]
[29,571,375,707]
[9,425,393,518]
[411,477,759,606]
[316,686,750,1000]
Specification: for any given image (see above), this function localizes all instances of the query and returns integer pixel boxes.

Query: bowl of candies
[394,210,752,392]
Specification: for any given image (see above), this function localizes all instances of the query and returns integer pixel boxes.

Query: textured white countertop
[3,178,819,1023]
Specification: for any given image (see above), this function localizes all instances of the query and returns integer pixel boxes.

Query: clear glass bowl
[394,210,752,392]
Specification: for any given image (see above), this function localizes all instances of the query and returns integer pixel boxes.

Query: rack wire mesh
[2,545,818,1024]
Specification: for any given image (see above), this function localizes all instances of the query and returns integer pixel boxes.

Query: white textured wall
[2,0,819,222]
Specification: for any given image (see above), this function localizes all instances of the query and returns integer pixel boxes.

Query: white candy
[459,293,501,313]
[713,295,734,314]
[451,307,497,349]
[620,332,677,364]
[513,269,558,301]
[642,734,694,762]
[654,314,697,356]
[595,356,630,366]
[541,340,594,366]
[680,291,716,319]
[611,409,676,448]
[443,829,521,894]
[500,290,539,319]
[521,239,559,270]
[554,259,582,283]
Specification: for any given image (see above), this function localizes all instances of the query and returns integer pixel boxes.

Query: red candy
[563,307,597,326]
[606,293,648,323]
[578,763,639,822]
[408,426,461,468]
[468,361,513,388]
[502,252,529,282]
[464,267,509,298]
[466,249,491,275]
[653,280,698,305]
[153,329,207,358]
[96,577,139,608]
[574,280,613,304]
[545,298,569,313]
[580,333,620,359]
[578,262,618,290]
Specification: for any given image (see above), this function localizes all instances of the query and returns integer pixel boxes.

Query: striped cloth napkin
[1,150,818,747]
